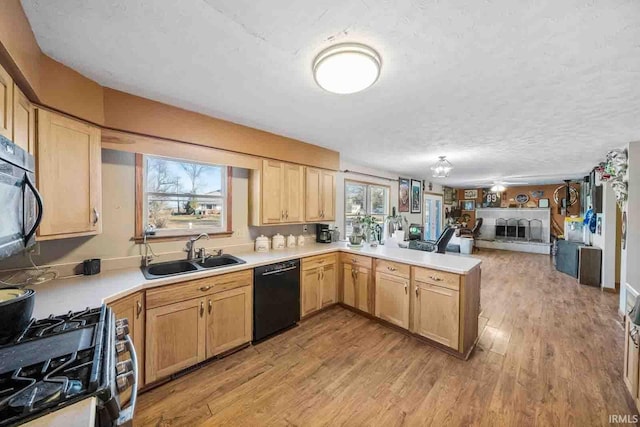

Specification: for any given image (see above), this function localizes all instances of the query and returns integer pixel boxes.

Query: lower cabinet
[146,297,206,383]
[624,317,640,399]
[108,291,146,397]
[145,271,253,384]
[301,254,337,317]
[375,271,410,329]
[206,286,252,357]
[340,254,373,314]
[412,280,460,350]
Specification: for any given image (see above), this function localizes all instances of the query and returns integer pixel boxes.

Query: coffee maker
[316,224,332,243]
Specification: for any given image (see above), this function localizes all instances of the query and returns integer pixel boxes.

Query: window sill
[132,231,234,244]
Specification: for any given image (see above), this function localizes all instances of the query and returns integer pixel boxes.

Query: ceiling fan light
[313,43,381,94]
[430,156,453,178]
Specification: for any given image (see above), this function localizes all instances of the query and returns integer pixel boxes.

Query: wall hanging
[411,179,422,213]
[596,148,628,208]
[398,178,410,212]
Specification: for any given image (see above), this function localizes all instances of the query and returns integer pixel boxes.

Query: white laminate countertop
[31,242,481,318]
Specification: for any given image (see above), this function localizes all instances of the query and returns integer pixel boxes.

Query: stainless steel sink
[142,255,246,280]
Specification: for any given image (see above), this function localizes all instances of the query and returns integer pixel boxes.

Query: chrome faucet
[185,233,210,260]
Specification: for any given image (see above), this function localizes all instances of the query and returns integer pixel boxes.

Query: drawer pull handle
[352,258,357,263]
[415,286,419,297]
[199,285,212,292]
[429,275,442,282]
[404,283,408,294]
[387,266,397,272]
[208,299,212,314]
[200,301,204,317]
[136,301,142,318]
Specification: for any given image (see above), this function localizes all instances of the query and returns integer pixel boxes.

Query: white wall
[620,141,640,313]
[335,159,443,240]
[591,175,617,290]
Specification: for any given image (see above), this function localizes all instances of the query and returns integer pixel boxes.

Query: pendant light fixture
[430,156,453,178]
[313,43,381,94]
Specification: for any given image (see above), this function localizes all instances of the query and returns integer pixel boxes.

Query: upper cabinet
[305,168,336,222]
[36,109,102,239]
[12,84,35,154]
[0,64,13,140]
[250,159,304,225]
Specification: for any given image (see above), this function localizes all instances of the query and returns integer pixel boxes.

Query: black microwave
[0,134,42,260]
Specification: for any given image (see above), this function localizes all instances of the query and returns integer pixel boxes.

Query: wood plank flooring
[134,250,636,426]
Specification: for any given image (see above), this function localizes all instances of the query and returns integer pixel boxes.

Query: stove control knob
[116,372,134,392]
[116,359,133,376]
[115,340,127,355]
[115,320,130,339]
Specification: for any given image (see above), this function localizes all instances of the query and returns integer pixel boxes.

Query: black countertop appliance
[316,224,332,243]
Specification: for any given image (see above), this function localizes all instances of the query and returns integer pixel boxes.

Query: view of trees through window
[145,156,226,232]
[344,181,389,237]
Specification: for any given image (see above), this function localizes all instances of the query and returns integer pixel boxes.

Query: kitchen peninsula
[31,242,481,388]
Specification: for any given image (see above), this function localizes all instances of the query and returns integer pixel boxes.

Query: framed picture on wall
[462,200,475,211]
[463,189,478,199]
[443,186,455,204]
[398,178,410,212]
[411,179,421,213]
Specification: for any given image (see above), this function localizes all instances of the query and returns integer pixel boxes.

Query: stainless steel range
[0,306,138,426]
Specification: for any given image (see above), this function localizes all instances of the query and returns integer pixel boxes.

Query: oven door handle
[261,266,298,276]
[117,334,139,426]
[23,173,43,245]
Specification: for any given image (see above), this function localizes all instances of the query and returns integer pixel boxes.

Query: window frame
[134,153,233,242]
[344,179,391,238]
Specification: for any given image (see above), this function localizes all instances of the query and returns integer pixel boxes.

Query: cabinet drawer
[376,259,410,279]
[302,253,336,271]
[412,267,460,291]
[340,253,372,269]
[147,270,252,309]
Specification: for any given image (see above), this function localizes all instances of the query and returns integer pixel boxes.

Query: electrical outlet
[26,242,40,256]
[303,224,308,233]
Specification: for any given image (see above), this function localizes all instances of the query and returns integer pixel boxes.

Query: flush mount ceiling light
[430,156,453,178]
[490,184,506,192]
[313,43,381,94]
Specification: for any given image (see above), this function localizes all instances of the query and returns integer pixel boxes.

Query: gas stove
[0,306,137,426]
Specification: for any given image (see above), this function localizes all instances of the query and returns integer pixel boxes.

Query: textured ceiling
[20,0,640,186]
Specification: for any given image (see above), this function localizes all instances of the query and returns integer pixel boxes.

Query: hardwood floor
[134,250,636,426]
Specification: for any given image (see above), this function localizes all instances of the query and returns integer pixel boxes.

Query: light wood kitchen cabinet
[341,256,373,314]
[301,254,337,317]
[624,317,640,399]
[0,64,13,140]
[146,270,253,383]
[146,297,206,383]
[36,109,102,239]
[205,285,252,358]
[305,167,336,221]
[12,83,34,154]
[412,280,460,350]
[375,271,410,329]
[251,159,304,225]
[108,292,146,396]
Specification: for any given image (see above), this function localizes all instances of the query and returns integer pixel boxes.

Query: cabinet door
[206,285,252,358]
[261,160,283,224]
[342,264,356,308]
[624,318,640,398]
[321,262,337,307]
[12,84,34,154]
[37,109,102,238]
[413,281,460,350]
[146,298,206,383]
[320,170,336,221]
[305,167,322,221]
[283,163,304,222]
[301,267,322,317]
[375,272,410,329]
[355,267,372,314]
[0,65,12,139]
[109,292,146,395]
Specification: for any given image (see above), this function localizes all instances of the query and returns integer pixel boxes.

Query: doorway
[423,193,444,241]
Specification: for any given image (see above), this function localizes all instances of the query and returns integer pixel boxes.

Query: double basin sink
[141,254,246,280]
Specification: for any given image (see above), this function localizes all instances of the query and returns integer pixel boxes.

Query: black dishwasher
[253,259,300,342]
